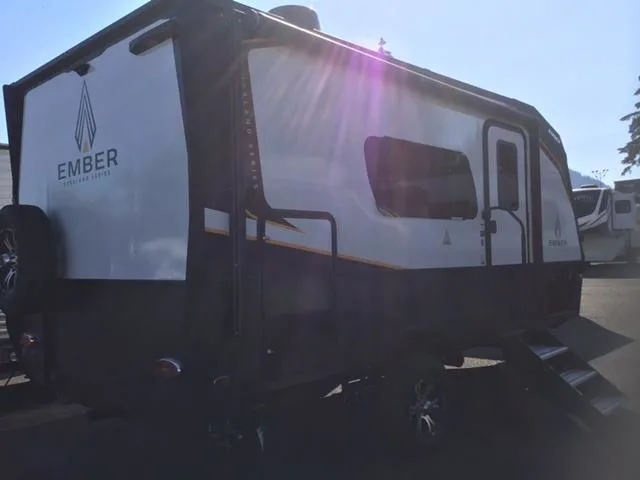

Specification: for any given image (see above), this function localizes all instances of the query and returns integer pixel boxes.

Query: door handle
[482,210,497,235]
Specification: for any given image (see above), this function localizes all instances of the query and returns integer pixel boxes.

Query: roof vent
[268,5,321,31]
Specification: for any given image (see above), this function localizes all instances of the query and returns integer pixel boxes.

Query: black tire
[212,417,270,478]
[0,204,56,317]
[374,363,449,458]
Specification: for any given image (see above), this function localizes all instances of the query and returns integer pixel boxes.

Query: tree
[619,75,640,175]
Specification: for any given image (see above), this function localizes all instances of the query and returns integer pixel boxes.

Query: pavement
[557,263,640,414]
[0,266,638,479]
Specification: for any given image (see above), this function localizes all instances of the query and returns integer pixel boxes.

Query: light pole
[591,169,609,183]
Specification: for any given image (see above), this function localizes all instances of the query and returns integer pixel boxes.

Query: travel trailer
[1,0,624,462]
[572,185,640,263]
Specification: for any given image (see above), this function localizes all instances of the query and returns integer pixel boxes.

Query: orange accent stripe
[205,229,401,269]
[268,221,303,233]
[245,209,304,234]
[204,227,230,236]
[260,236,401,269]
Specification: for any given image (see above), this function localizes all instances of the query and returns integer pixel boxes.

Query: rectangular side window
[363,136,478,220]
[615,199,631,214]
[496,141,519,211]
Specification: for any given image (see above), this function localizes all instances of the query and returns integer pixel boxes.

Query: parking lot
[0,265,639,480]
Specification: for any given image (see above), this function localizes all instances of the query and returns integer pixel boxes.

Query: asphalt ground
[0,265,639,480]
[561,263,640,414]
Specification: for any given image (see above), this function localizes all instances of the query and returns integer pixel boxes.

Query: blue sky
[1,0,638,183]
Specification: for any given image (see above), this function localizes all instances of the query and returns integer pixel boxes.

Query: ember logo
[548,213,568,248]
[554,215,562,239]
[58,81,119,186]
[75,81,97,153]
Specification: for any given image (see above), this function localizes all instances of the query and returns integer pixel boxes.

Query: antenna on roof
[377,37,393,57]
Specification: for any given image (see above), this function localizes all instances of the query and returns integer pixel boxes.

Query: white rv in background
[615,178,640,260]
[572,184,640,263]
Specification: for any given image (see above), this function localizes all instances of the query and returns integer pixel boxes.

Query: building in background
[615,178,640,202]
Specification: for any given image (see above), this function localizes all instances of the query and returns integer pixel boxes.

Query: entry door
[485,124,530,265]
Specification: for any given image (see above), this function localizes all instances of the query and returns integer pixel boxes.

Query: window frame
[363,135,479,221]
[615,199,632,214]
[571,190,600,218]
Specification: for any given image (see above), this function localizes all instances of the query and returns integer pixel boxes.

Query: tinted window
[572,190,600,218]
[615,200,631,214]
[364,136,478,220]
[497,141,519,211]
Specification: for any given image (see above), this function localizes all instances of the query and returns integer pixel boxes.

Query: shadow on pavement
[462,314,635,365]
[583,263,640,279]
[553,316,635,363]
[0,364,638,480]
[0,379,52,416]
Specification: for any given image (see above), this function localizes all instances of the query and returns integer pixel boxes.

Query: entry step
[559,369,598,388]
[502,329,628,431]
[590,395,626,417]
[529,345,569,361]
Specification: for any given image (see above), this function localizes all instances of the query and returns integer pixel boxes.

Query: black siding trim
[171,1,237,351]
[481,125,492,265]
[171,5,198,351]
[2,85,23,205]
[529,129,543,263]
[230,27,249,338]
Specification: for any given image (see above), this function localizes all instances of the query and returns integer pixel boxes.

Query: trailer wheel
[0,205,56,317]
[210,412,271,476]
[375,364,448,457]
